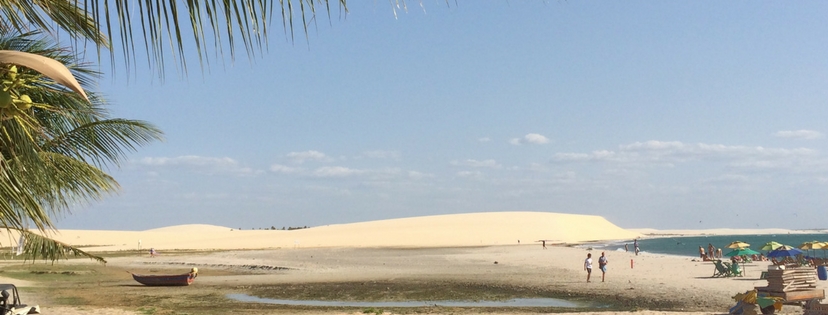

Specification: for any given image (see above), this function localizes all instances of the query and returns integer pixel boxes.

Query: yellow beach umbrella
[799,241,825,257]
[727,241,750,249]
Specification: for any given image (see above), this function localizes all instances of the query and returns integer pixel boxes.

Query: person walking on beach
[634,239,640,256]
[598,252,608,282]
[584,253,593,283]
[624,243,628,252]
[542,240,546,249]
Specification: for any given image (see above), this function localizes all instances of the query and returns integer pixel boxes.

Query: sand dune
[46,212,642,251]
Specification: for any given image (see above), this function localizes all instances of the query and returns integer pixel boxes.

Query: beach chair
[713,260,732,278]
[730,262,743,277]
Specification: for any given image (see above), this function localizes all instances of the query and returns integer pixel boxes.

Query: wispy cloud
[360,150,401,159]
[456,170,484,179]
[510,133,550,145]
[774,130,823,140]
[451,159,502,168]
[553,140,819,170]
[313,166,364,177]
[287,150,329,163]
[270,164,302,174]
[137,156,261,176]
[478,137,491,142]
[408,171,434,179]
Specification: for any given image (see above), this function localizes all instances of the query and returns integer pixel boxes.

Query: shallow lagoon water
[227,293,597,308]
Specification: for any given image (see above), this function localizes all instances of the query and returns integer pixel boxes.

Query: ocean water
[597,233,828,257]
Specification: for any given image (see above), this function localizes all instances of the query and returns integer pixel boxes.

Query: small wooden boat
[131,268,198,286]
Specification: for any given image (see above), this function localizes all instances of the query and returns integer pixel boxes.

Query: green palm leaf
[0,30,161,263]
[1,0,348,77]
[18,229,106,264]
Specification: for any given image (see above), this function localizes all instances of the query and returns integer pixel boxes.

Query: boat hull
[132,273,195,286]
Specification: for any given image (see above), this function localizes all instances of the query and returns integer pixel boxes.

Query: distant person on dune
[150,248,157,258]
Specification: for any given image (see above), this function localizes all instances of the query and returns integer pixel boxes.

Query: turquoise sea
[597,233,828,257]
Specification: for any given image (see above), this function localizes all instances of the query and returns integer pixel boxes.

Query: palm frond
[0,31,160,264]
[42,118,164,167]
[0,0,107,46]
[16,228,106,264]
[3,0,349,78]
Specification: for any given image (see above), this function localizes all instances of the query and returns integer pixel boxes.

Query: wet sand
[42,244,821,315]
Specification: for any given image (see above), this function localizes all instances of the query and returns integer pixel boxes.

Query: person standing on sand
[584,253,593,283]
[598,252,608,282]
[717,248,723,258]
[634,239,640,255]
[624,243,628,252]
[708,243,715,260]
[149,248,157,258]
[699,246,706,259]
[542,240,546,249]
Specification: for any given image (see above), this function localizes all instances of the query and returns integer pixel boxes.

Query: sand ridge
[22,211,825,315]
[47,212,643,251]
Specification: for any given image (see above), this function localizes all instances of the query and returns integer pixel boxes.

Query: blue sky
[55,1,828,230]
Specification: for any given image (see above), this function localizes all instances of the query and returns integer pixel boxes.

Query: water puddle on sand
[227,293,597,308]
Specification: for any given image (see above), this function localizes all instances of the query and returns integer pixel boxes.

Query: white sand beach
[17,212,827,315]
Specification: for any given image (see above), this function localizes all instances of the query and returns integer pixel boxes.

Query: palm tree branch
[41,118,164,167]
[15,228,107,263]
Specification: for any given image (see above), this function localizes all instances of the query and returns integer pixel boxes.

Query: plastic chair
[713,260,732,277]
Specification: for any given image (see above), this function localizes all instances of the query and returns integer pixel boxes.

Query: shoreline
[19,243,819,315]
[15,212,825,314]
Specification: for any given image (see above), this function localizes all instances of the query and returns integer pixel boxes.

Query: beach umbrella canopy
[799,241,825,257]
[799,241,825,250]
[800,241,828,258]
[725,248,761,257]
[726,241,751,249]
[767,246,804,258]
[760,241,784,251]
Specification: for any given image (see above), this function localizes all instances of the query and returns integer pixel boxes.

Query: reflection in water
[227,293,595,308]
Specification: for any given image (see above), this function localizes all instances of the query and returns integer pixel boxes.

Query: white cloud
[553,141,819,171]
[270,164,301,174]
[313,166,363,177]
[407,171,434,179]
[139,155,238,167]
[456,170,483,178]
[451,159,501,168]
[136,155,261,176]
[510,133,550,145]
[361,150,401,159]
[702,174,751,184]
[287,150,328,163]
[774,130,823,140]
